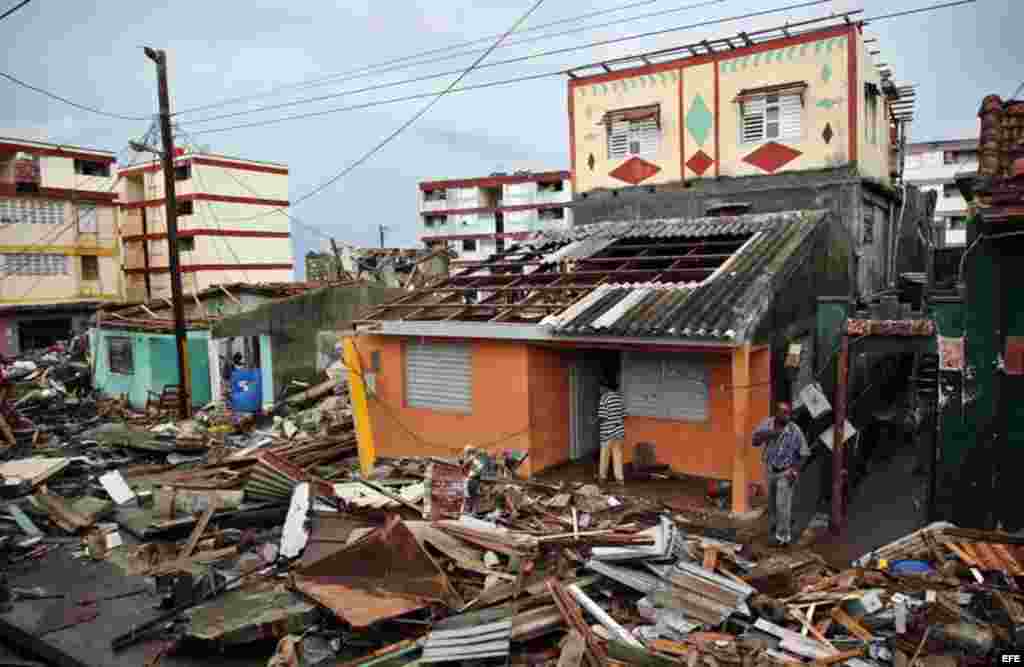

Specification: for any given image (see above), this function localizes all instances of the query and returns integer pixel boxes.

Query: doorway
[569,350,621,461]
[18,317,71,352]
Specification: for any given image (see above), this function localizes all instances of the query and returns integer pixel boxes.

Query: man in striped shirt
[598,378,626,484]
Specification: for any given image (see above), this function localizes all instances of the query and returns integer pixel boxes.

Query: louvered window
[1,253,69,275]
[606,106,661,159]
[740,93,802,144]
[405,341,472,413]
[0,199,65,225]
[622,352,708,422]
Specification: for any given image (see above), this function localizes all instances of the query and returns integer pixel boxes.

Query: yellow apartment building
[0,137,121,355]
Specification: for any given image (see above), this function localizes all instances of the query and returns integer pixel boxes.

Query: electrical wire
[174,127,253,284]
[261,0,551,216]
[173,0,721,118]
[0,71,151,121]
[182,0,728,126]
[190,0,975,227]
[183,0,824,128]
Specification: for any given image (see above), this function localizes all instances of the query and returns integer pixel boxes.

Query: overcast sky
[3,0,1019,277]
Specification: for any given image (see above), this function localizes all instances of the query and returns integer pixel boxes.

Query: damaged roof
[362,210,827,342]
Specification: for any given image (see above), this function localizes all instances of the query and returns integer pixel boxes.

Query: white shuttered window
[607,117,661,160]
[405,341,472,413]
[622,352,708,421]
[740,93,801,144]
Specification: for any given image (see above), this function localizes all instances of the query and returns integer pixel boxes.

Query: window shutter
[405,341,472,413]
[608,120,630,159]
[662,358,709,421]
[623,352,663,418]
[742,98,766,143]
[631,119,660,156]
[778,94,802,140]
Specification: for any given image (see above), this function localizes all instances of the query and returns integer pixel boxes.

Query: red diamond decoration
[608,156,661,185]
[685,150,714,176]
[742,142,803,173]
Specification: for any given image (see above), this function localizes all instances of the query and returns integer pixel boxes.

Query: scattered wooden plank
[992,543,1024,576]
[815,618,832,637]
[703,547,718,571]
[0,457,70,486]
[648,640,691,657]
[558,630,587,667]
[959,542,985,568]
[808,647,867,666]
[789,607,834,650]
[830,607,875,641]
[181,498,218,559]
[606,641,684,667]
[939,538,978,567]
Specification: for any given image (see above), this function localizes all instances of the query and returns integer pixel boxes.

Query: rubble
[2,338,1023,666]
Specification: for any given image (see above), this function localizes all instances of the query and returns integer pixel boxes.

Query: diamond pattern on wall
[686,150,714,176]
[821,63,833,83]
[822,123,834,145]
[609,157,661,184]
[686,94,713,147]
[742,142,803,173]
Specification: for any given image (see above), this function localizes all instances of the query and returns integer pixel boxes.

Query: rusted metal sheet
[183,579,316,645]
[295,515,462,609]
[291,576,425,629]
[1005,336,1024,375]
[424,461,464,520]
[845,318,935,337]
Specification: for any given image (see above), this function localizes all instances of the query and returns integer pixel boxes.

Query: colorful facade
[118,152,293,302]
[0,137,121,355]
[569,22,893,194]
[418,171,572,262]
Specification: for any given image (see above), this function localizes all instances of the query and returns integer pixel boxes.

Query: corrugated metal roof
[542,211,826,341]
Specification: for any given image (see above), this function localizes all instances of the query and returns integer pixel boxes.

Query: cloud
[411,122,562,164]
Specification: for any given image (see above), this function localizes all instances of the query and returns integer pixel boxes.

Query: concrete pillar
[731,344,752,514]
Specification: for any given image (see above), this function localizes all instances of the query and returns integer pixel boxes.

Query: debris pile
[1,346,1023,665]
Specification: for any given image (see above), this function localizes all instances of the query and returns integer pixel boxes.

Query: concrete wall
[91,327,212,409]
[353,335,536,471]
[213,284,403,392]
[119,153,293,298]
[570,24,889,194]
[0,197,120,307]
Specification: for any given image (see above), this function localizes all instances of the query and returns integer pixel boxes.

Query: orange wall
[354,334,533,464]
[526,345,572,475]
[619,348,771,483]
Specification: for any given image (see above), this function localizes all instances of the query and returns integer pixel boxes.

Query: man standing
[752,402,808,546]
[461,445,488,517]
[598,377,625,484]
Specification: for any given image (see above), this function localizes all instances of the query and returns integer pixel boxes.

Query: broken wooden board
[557,630,587,667]
[0,457,70,486]
[830,607,875,641]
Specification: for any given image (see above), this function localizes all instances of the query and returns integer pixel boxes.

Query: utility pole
[329,238,344,282]
[144,47,191,419]
[378,224,388,249]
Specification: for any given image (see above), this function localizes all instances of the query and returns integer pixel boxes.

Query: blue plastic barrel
[231,369,262,413]
[889,559,934,575]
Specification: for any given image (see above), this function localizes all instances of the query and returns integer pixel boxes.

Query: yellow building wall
[572,69,683,192]
[0,201,120,305]
[570,25,890,193]
[715,32,852,178]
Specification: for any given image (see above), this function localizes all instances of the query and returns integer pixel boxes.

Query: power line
[275,0,551,215]
[184,0,814,128]
[0,71,151,121]
[182,0,835,138]
[175,0,725,120]
[191,0,975,225]
[0,0,31,22]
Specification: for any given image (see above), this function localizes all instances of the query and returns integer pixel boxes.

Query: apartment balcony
[420,198,451,212]
[534,189,571,205]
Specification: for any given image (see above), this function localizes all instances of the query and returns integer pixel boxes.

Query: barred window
[0,199,65,225]
[1,253,69,275]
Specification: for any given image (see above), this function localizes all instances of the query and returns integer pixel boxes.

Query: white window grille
[1,253,69,275]
[405,341,472,413]
[740,93,802,144]
[607,114,661,160]
[77,203,98,233]
[0,199,64,225]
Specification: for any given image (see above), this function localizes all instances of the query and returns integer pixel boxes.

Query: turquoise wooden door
[149,338,179,397]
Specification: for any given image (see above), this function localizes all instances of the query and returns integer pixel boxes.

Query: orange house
[354,210,849,512]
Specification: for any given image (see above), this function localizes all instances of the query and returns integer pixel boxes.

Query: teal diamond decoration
[822,63,832,83]
[816,99,836,109]
[686,93,713,147]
